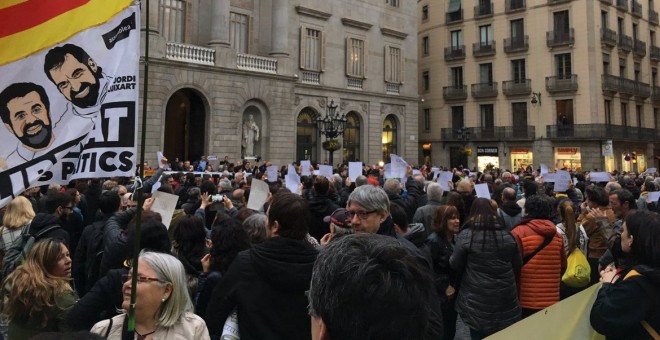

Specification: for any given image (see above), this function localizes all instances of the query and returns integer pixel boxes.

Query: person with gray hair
[382,167,425,223]
[355,175,368,187]
[412,182,444,235]
[605,181,622,195]
[242,213,267,244]
[90,251,209,339]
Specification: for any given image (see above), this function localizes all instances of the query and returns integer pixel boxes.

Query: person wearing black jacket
[307,176,340,241]
[205,192,318,340]
[383,171,424,224]
[28,191,72,246]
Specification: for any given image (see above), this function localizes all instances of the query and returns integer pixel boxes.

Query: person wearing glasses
[24,191,72,247]
[90,251,210,339]
[2,238,75,339]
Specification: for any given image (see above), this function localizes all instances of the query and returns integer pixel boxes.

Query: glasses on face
[63,206,73,210]
[121,274,167,284]
[346,210,377,220]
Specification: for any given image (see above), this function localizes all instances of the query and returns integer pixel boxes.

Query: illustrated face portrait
[48,53,100,108]
[5,90,53,150]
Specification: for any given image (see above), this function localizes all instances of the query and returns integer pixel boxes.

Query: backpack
[83,220,107,294]
[561,247,591,287]
[0,223,61,281]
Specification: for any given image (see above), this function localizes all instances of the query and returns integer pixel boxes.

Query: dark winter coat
[307,193,340,241]
[413,199,444,236]
[29,213,70,246]
[68,268,126,331]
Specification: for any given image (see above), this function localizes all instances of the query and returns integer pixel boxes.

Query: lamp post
[457,126,471,168]
[316,100,346,166]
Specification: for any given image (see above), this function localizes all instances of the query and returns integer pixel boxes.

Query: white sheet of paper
[247,179,269,211]
[349,162,362,182]
[384,163,393,179]
[150,191,179,229]
[644,168,657,175]
[647,191,660,203]
[412,169,421,175]
[390,154,408,179]
[285,173,301,194]
[150,181,162,193]
[267,165,278,182]
[573,177,578,185]
[543,173,557,182]
[554,178,569,193]
[288,164,297,176]
[157,151,163,167]
[438,171,453,191]
[540,164,549,175]
[313,170,319,176]
[319,165,333,178]
[475,183,490,199]
[300,160,312,176]
[590,172,611,182]
[431,167,440,180]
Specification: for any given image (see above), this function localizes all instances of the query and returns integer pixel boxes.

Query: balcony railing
[302,71,321,85]
[503,79,532,96]
[547,28,575,47]
[634,81,650,98]
[444,46,466,61]
[650,9,659,25]
[546,74,578,93]
[619,77,636,96]
[385,82,400,94]
[446,9,463,24]
[618,34,633,53]
[237,54,277,74]
[651,45,660,61]
[548,0,572,4]
[441,126,536,141]
[652,86,660,101]
[504,36,529,53]
[165,42,215,66]
[346,77,363,90]
[471,82,498,98]
[599,0,613,4]
[633,39,647,57]
[473,41,496,57]
[443,85,468,100]
[616,0,628,11]
[602,74,619,94]
[631,1,642,17]
[506,0,526,13]
[474,3,494,18]
[546,124,658,141]
[601,28,617,47]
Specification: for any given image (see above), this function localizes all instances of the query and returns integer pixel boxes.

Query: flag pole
[128,0,150,334]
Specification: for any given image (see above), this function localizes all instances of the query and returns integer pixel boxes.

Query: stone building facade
[138,0,419,167]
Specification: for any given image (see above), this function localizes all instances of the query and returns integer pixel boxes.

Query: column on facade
[140,0,160,35]
[270,0,289,56]
[209,0,230,47]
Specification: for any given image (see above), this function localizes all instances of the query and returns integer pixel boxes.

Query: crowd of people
[0,154,658,340]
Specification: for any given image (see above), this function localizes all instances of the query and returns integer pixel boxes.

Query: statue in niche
[242,114,260,158]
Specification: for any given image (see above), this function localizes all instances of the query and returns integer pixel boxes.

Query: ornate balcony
[441,126,536,141]
[618,34,633,53]
[504,36,529,53]
[601,28,617,48]
[444,46,466,61]
[651,45,660,62]
[546,124,658,142]
[602,74,619,95]
[473,41,496,57]
[548,0,572,4]
[599,0,613,4]
[633,40,647,58]
[237,54,277,74]
[634,81,650,99]
[546,75,578,93]
[302,71,321,85]
[619,77,636,97]
[506,0,526,13]
[346,77,363,90]
[503,79,532,96]
[471,82,498,98]
[650,9,659,25]
[547,28,575,48]
[443,85,468,100]
[165,42,215,66]
[631,1,642,17]
[616,0,628,11]
[446,9,463,24]
[474,3,494,19]
[385,82,400,94]
[652,86,660,101]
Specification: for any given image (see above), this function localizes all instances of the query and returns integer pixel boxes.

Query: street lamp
[457,126,471,147]
[316,100,347,166]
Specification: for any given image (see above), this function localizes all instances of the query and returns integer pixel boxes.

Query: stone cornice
[341,18,373,30]
[295,6,331,20]
[380,27,408,40]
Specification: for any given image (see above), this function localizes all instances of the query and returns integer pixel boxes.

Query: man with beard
[44,43,109,116]
[28,191,72,247]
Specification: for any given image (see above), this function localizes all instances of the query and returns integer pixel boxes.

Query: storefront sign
[556,147,579,155]
[601,141,613,157]
[477,147,499,156]
[511,148,530,154]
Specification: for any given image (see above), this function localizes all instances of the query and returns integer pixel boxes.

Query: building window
[479,63,493,84]
[605,100,612,125]
[555,53,572,79]
[424,108,431,131]
[451,106,464,132]
[651,31,656,47]
[451,66,464,87]
[385,46,403,84]
[481,104,494,128]
[601,11,608,29]
[230,12,249,54]
[346,38,365,78]
[343,112,361,162]
[621,102,628,126]
[620,58,627,78]
[510,19,525,43]
[160,0,185,43]
[386,0,399,7]
[655,108,659,130]
[382,115,398,162]
[422,36,429,56]
[603,53,611,75]
[512,59,526,83]
[554,10,570,37]
[422,5,429,20]
[618,17,625,35]
[422,71,430,91]
[301,27,324,71]
[479,24,493,46]
[653,67,658,87]
[512,102,527,127]
[296,108,318,161]
[634,62,641,81]
[451,30,463,49]
[636,105,643,127]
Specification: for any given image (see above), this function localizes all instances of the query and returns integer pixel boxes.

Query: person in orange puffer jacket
[512,195,567,318]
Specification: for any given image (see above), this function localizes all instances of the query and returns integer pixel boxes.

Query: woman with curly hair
[2,238,75,339]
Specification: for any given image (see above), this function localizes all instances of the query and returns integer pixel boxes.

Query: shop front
[554,147,581,171]
[477,146,499,171]
[510,148,534,172]
[621,149,647,173]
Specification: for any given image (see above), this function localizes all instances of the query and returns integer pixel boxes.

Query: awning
[448,0,461,13]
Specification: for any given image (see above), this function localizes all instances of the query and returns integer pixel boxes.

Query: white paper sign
[475,183,490,199]
[150,191,179,229]
[384,163,393,179]
[543,173,557,183]
[590,172,611,182]
[300,160,312,176]
[221,310,239,340]
[247,179,269,211]
[157,151,164,167]
[267,165,278,182]
[555,170,571,192]
[540,164,549,175]
[647,191,660,203]
[285,173,301,194]
[390,154,408,179]
[349,162,362,182]
[287,164,297,176]
[319,165,333,178]
[412,169,421,175]
[644,168,657,175]
[438,171,453,192]
[431,167,440,180]
[150,181,162,193]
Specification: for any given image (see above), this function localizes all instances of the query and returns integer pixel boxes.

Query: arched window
[382,115,398,162]
[343,112,361,162]
[297,108,318,161]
